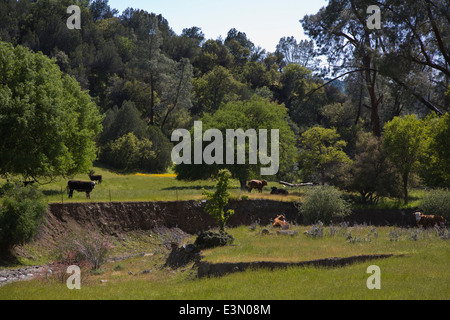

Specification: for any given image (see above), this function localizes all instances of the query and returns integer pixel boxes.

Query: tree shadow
[42,189,64,196]
[162,185,216,191]
[0,252,21,267]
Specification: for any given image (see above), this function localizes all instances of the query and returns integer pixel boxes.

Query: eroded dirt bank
[42,200,418,242]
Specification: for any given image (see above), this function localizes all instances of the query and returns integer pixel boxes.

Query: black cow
[67,180,96,199]
[270,187,289,195]
[89,174,102,184]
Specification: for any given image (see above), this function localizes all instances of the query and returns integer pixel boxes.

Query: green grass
[1,165,427,206]
[0,168,445,299]
[200,224,447,263]
[1,225,449,300]
[0,166,300,203]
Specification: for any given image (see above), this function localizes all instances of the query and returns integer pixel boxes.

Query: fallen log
[279,181,315,188]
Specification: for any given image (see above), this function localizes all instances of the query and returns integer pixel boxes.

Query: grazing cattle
[67,180,96,199]
[270,187,289,195]
[273,215,290,229]
[89,174,102,184]
[247,179,267,193]
[414,212,445,228]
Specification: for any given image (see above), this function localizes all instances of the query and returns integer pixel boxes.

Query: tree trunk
[363,56,381,137]
[150,75,155,125]
[239,179,247,190]
[403,172,409,204]
[320,169,326,186]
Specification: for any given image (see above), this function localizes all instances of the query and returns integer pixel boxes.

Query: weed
[389,229,400,242]
[434,226,450,240]
[113,264,125,271]
[304,221,324,238]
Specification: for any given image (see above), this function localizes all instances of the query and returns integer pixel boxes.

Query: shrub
[0,182,47,257]
[54,232,114,270]
[100,132,156,171]
[300,186,351,225]
[202,169,235,232]
[419,188,450,222]
[194,230,234,249]
[100,128,172,173]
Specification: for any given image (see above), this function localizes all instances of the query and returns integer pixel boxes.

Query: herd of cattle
[66,174,102,199]
[246,179,289,195]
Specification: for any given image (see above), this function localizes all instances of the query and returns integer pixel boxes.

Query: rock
[276,230,298,236]
[261,229,270,235]
[183,244,197,253]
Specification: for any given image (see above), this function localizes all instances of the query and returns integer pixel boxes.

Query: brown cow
[247,179,267,193]
[414,212,445,228]
[273,215,290,229]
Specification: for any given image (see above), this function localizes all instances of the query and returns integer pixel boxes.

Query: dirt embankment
[41,199,418,243]
[43,200,298,241]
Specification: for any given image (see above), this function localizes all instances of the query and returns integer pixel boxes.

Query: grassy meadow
[0,167,448,300]
[0,165,427,206]
[0,224,449,300]
[1,165,303,203]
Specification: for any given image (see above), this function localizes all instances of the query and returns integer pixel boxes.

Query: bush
[300,186,351,225]
[100,128,172,173]
[53,231,113,270]
[100,132,156,171]
[194,230,234,249]
[419,188,450,222]
[0,182,47,257]
[202,169,235,232]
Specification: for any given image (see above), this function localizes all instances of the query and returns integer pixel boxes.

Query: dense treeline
[0,0,449,201]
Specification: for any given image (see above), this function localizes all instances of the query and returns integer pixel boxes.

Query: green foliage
[300,186,351,225]
[0,41,103,181]
[420,113,450,187]
[99,101,173,173]
[100,100,148,144]
[419,189,450,222]
[298,127,352,185]
[202,170,235,232]
[193,66,245,114]
[145,125,175,173]
[175,97,297,186]
[100,133,157,172]
[345,132,402,204]
[275,63,327,130]
[383,115,428,203]
[0,182,47,256]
